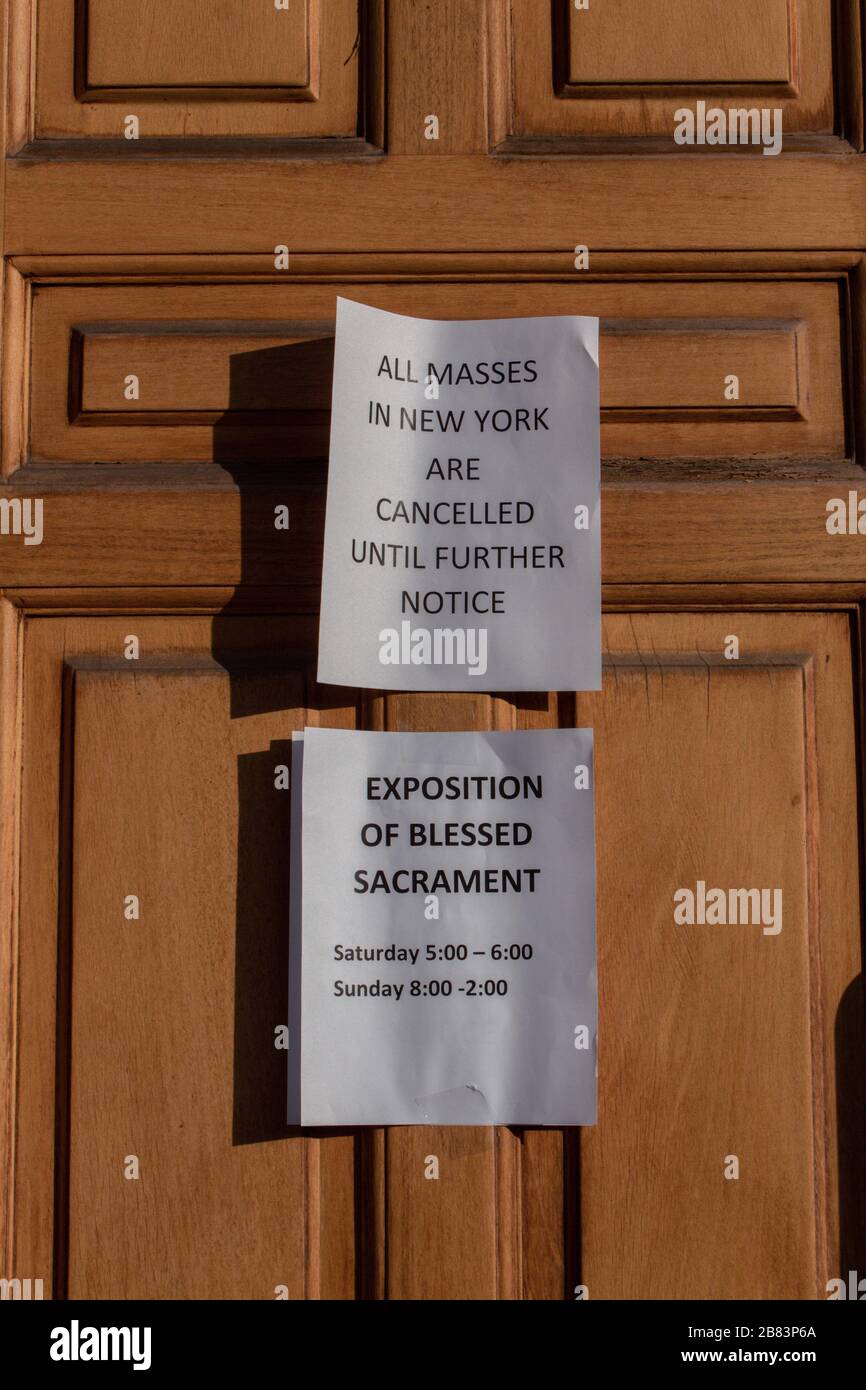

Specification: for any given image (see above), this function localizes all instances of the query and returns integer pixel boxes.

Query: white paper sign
[317,299,600,692]
[294,727,597,1127]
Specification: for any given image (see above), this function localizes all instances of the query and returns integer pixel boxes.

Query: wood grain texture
[0,598,22,1284]
[4,601,864,1299]
[12,615,365,1298]
[0,2,21,1294]
[4,467,866,590]
[83,0,312,92]
[72,314,813,430]
[69,663,306,1300]
[387,0,488,154]
[76,322,336,416]
[506,0,835,143]
[564,0,794,86]
[573,611,861,1298]
[33,0,361,138]
[25,278,846,464]
[7,156,866,254]
[14,250,862,278]
[2,0,864,1305]
[6,583,866,614]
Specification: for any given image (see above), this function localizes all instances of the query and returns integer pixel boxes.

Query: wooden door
[1,0,865,1300]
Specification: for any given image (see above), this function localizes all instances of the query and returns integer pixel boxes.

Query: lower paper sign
[291,727,597,1127]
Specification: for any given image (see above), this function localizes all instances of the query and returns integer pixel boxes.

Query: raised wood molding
[69,318,336,425]
[2,585,866,615]
[67,314,810,426]
[7,0,386,153]
[0,253,860,475]
[578,619,849,1298]
[8,634,358,1297]
[0,596,23,1281]
[490,0,864,154]
[9,251,866,279]
[73,0,317,103]
[551,0,800,98]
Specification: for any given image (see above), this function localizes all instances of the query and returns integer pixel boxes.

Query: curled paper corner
[568,315,599,368]
[413,1083,495,1125]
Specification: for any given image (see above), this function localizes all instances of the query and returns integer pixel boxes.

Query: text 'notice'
[317,299,601,692]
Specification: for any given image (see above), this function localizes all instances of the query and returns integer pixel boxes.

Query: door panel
[30,279,846,464]
[9,610,862,1298]
[69,661,312,1299]
[501,0,838,147]
[15,614,363,1299]
[32,0,370,141]
[84,0,312,91]
[564,0,794,85]
[3,0,865,1305]
[579,612,861,1299]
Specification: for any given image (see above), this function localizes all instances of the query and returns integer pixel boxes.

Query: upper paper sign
[317,299,601,692]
